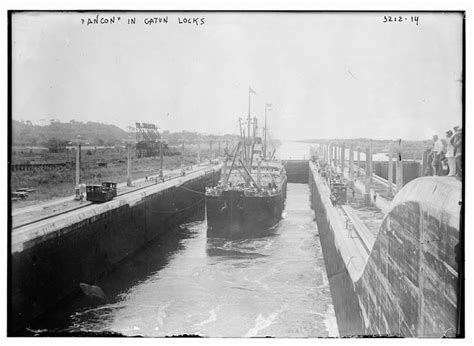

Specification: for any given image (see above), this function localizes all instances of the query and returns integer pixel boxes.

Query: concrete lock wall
[309,165,461,337]
[309,168,365,336]
[10,169,220,333]
[356,177,461,337]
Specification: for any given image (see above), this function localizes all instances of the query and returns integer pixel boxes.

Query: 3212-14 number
[382,15,419,25]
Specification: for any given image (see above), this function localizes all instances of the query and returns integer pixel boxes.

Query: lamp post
[125,135,135,187]
[197,140,201,164]
[159,139,164,180]
[209,140,213,161]
[181,141,185,168]
[72,135,86,200]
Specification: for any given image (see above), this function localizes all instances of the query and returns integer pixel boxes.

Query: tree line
[12,120,241,152]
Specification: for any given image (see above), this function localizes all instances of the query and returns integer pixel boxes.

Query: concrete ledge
[12,166,221,254]
[340,205,376,254]
[310,162,370,282]
[309,162,365,335]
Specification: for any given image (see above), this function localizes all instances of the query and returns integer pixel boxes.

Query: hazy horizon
[12,12,463,141]
[12,117,437,143]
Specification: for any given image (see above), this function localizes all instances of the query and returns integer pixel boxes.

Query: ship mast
[239,118,247,164]
[247,90,251,167]
[264,103,271,159]
[223,142,241,185]
[264,105,267,159]
[248,92,251,149]
[249,117,257,171]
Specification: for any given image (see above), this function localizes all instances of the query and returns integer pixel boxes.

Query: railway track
[12,165,218,230]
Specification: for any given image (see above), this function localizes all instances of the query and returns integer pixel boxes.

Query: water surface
[60,183,337,337]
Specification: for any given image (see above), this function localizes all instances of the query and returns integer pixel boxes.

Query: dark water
[31,183,337,337]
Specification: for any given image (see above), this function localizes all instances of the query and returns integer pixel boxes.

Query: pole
[388,151,393,196]
[396,150,403,192]
[248,90,251,147]
[368,147,373,184]
[159,139,163,179]
[349,144,354,180]
[341,143,346,177]
[257,158,262,188]
[239,158,258,187]
[223,142,241,185]
[264,104,268,159]
[247,89,252,166]
[197,141,201,163]
[127,143,132,187]
[365,147,371,204]
[74,143,81,200]
[249,117,257,170]
[357,148,361,175]
[181,141,185,167]
[242,131,247,164]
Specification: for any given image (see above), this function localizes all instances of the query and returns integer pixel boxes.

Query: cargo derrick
[135,122,171,158]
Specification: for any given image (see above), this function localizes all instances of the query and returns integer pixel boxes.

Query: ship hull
[206,179,287,239]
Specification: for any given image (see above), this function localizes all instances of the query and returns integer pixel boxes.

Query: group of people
[426,126,462,179]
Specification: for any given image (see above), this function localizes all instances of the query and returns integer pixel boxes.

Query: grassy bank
[11,146,221,207]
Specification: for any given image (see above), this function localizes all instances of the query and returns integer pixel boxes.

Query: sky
[12,11,463,140]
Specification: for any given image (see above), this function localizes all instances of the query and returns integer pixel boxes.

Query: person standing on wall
[452,126,463,179]
[445,130,456,176]
[432,134,445,176]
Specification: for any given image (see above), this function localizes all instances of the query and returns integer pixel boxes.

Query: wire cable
[144,197,205,214]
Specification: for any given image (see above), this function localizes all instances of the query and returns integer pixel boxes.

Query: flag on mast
[249,86,257,95]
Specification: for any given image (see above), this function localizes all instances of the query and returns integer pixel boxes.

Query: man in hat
[452,126,462,179]
[445,130,456,176]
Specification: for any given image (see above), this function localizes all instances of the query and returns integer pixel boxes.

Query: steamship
[205,94,287,238]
